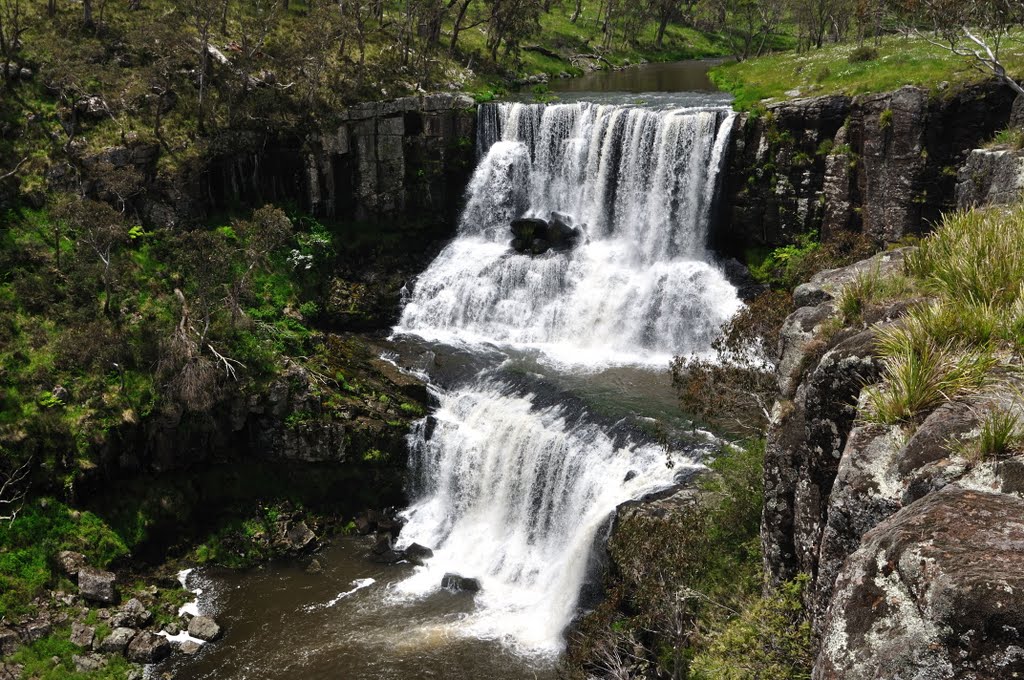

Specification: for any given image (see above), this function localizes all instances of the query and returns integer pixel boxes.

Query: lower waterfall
[390,101,741,657]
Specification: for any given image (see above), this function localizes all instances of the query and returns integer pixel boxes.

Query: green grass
[973,407,1024,461]
[0,500,129,620]
[10,629,135,679]
[837,266,918,323]
[711,33,1024,109]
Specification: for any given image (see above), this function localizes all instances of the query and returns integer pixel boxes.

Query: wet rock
[126,631,171,664]
[282,520,317,553]
[353,511,376,535]
[78,568,118,604]
[179,639,203,655]
[404,543,434,566]
[816,487,1024,679]
[719,257,768,301]
[187,616,222,642]
[376,509,405,539]
[161,621,181,636]
[96,627,136,654]
[70,623,95,649]
[529,238,550,255]
[72,653,107,673]
[510,217,547,241]
[56,551,87,578]
[441,573,481,592]
[369,534,404,564]
[305,559,323,574]
[111,598,152,628]
[546,213,581,251]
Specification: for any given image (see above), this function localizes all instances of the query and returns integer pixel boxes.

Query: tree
[55,197,129,317]
[893,0,1024,96]
[0,453,31,524]
[485,0,543,62]
[0,0,24,85]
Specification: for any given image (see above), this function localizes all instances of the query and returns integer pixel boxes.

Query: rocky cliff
[717,83,1016,255]
[764,249,1024,679]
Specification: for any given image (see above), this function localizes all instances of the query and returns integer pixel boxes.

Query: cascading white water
[390,100,740,660]
[393,379,700,656]
[395,101,742,368]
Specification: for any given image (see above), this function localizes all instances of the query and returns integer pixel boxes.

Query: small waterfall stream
[390,101,742,656]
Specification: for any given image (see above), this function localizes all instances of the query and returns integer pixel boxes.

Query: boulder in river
[187,616,222,642]
[510,217,548,241]
[126,631,171,664]
[404,543,434,566]
[441,573,481,592]
[97,627,136,654]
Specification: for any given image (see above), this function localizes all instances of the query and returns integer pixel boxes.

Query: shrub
[970,407,1023,462]
[848,45,879,63]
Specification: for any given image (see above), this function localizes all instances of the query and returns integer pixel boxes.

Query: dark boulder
[126,632,171,664]
[78,568,118,604]
[547,213,581,251]
[369,534,404,564]
[441,573,481,592]
[530,238,550,255]
[510,217,548,241]
[404,543,434,566]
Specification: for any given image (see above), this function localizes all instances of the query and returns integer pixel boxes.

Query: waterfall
[389,101,740,659]
[395,101,742,368]
[393,379,701,656]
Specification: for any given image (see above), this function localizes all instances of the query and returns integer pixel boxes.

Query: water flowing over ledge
[395,101,742,370]
[392,379,701,657]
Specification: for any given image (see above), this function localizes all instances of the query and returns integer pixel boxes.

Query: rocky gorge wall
[716,82,1017,254]
[764,250,1024,679]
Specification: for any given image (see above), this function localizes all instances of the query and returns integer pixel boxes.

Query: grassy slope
[711,33,1024,109]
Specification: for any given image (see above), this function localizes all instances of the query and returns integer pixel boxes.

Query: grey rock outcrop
[764,248,1024,678]
[96,627,136,654]
[815,487,1024,679]
[720,82,1016,254]
[956,147,1024,208]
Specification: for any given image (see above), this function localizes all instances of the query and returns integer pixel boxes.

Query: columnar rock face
[956,147,1024,208]
[764,250,1024,678]
[202,94,477,223]
[719,83,1016,253]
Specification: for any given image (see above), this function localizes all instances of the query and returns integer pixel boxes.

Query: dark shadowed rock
[404,543,434,566]
[510,217,548,241]
[0,628,20,657]
[187,616,222,642]
[111,598,152,628]
[126,632,171,664]
[441,573,481,592]
[816,487,1024,680]
[78,568,117,604]
[283,520,317,553]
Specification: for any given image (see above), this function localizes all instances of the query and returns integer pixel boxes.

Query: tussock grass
[984,127,1024,151]
[837,265,917,323]
[864,206,1024,424]
[864,324,995,424]
[975,407,1024,461]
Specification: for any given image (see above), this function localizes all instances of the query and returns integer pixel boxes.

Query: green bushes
[0,500,129,620]
[567,440,811,679]
[10,629,134,679]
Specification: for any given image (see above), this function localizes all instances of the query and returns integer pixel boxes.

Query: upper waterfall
[395,101,742,368]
